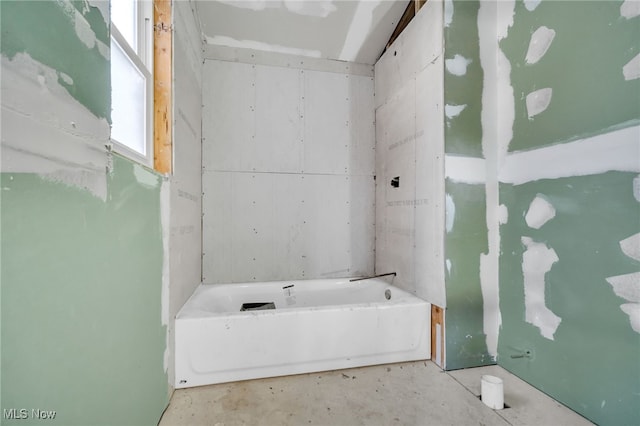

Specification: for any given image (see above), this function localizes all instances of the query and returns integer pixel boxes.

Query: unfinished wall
[374,0,446,306]
[1,1,169,424]
[166,0,204,389]
[495,1,640,424]
[442,0,497,370]
[201,47,375,283]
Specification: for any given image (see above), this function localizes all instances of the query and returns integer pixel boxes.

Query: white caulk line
[499,125,640,185]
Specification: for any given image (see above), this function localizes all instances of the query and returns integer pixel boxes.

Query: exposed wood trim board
[154,0,173,174]
[384,1,415,54]
[431,304,445,369]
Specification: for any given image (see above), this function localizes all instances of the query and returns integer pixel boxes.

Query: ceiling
[194,0,410,65]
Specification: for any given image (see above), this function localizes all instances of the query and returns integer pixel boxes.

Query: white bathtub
[174,278,430,388]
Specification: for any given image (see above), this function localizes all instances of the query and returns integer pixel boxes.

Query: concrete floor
[159,361,592,426]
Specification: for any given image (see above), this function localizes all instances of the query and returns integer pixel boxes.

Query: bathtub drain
[240,302,276,311]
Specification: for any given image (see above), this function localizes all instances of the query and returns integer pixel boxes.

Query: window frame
[110,0,154,168]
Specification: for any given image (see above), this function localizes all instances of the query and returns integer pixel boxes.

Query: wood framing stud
[384,1,415,54]
[431,305,445,369]
[154,0,172,174]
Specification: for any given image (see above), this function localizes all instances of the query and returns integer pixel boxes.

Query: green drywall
[498,172,640,425]
[443,0,484,158]
[0,0,110,120]
[501,0,640,152]
[443,0,493,370]
[1,1,169,424]
[1,156,169,426]
[497,2,640,424]
[444,180,493,369]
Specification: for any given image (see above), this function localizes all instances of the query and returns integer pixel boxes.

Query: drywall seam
[87,0,109,24]
[216,0,337,18]
[133,164,161,189]
[283,0,336,18]
[499,125,640,185]
[477,0,513,358]
[56,0,109,60]
[445,155,486,184]
[525,195,556,229]
[497,204,508,224]
[205,35,322,59]
[444,0,453,27]
[203,44,374,77]
[521,236,562,340]
[338,0,380,62]
[1,53,109,199]
[161,179,170,372]
[445,194,455,233]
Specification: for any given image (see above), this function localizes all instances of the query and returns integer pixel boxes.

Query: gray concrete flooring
[159,361,592,426]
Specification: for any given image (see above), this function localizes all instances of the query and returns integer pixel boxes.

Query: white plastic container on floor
[481,375,504,409]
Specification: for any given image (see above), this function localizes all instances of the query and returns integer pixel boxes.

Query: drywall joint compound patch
[620,0,640,19]
[605,232,640,334]
[444,0,453,27]
[526,87,553,118]
[445,54,472,76]
[525,26,556,65]
[525,195,555,229]
[445,104,467,119]
[521,237,562,340]
[206,35,322,58]
[445,194,455,232]
[620,233,640,262]
[523,0,541,12]
[622,53,640,81]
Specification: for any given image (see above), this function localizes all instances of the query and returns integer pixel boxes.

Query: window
[110,0,153,166]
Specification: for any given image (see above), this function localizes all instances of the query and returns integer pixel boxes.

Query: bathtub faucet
[349,272,397,282]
